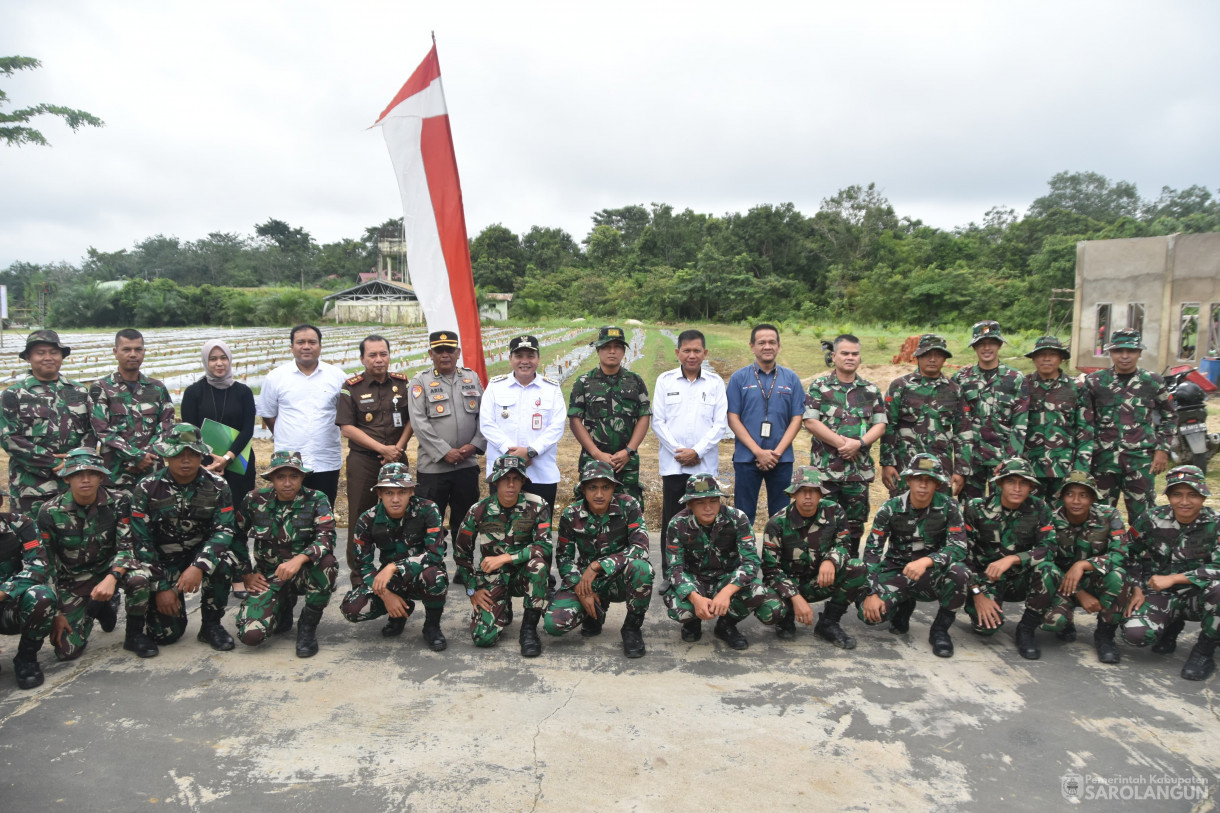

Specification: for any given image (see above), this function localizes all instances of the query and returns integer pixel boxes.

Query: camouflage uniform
[1021,337,1094,498]
[454,458,553,648]
[952,322,1028,501]
[231,458,338,647]
[0,510,57,648]
[568,327,652,506]
[879,335,973,491]
[340,497,448,623]
[131,459,235,645]
[1081,330,1175,525]
[762,493,868,612]
[1036,493,1128,635]
[90,371,175,494]
[1123,504,1219,645]
[803,372,887,550]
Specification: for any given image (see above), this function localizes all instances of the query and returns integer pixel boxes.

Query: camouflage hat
[578,460,622,488]
[1163,465,1211,498]
[259,449,313,479]
[152,422,211,458]
[1025,335,1071,360]
[989,457,1040,487]
[679,473,728,504]
[372,462,416,490]
[912,333,952,358]
[1056,470,1102,501]
[20,329,71,361]
[968,320,1006,347]
[60,447,108,478]
[899,453,949,485]
[488,454,530,484]
[1105,328,1145,351]
[428,330,460,350]
[591,326,628,349]
[784,465,828,495]
[508,335,540,354]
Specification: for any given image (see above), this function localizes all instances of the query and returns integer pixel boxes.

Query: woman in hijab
[181,339,258,512]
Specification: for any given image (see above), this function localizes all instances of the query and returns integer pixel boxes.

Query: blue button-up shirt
[726,363,805,464]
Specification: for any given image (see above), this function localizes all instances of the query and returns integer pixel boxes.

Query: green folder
[200,418,253,475]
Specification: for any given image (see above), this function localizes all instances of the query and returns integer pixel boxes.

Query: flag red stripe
[375,46,441,124]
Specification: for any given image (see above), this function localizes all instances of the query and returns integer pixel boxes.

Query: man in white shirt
[257,324,348,509]
[652,329,727,542]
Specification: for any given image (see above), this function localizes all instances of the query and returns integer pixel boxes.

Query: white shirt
[257,359,347,472]
[479,372,566,484]
[651,366,727,477]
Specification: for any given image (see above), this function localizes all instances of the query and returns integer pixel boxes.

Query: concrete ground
[1,532,1217,812]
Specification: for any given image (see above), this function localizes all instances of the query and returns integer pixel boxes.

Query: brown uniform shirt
[335,372,411,455]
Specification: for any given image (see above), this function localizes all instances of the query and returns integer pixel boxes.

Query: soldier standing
[879,333,973,497]
[761,466,868,648]
[1021,336,1094,497]
[89,328,175,496]
[454,455,552,657]
[952,321,1028,501]
[0,488,57,688]
[856,454,971,658]
[336,334,412,578]
[662,474,783,650]
[339,463,448,651]
[802,333,887,551]
[1081,328,1175,526]
[1122,466,1220,681]
[543,461,654,658]
[37,448,157,661]
[232,451,338,658]
[131,423,236,651]
[0,330,95,513]
[569,326,652,508]
[407,330,485,573]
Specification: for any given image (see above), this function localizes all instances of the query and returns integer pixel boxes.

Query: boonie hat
[20,329,71,361]
[679,474,728,504]
[1105,329,1145,352]
[372,462,416,490]
[1163,465,1211,498]
[488,454,530,484]
[989,457,1040,487]
[60,447,108,479]
[899,453,949,486]
[913,334,952,359]
[1025,336,1071,360]
[1056,470,1101,501]
[785,465,828,495]
[969,320,1006,347]
[152,423,211,459]
[259,450,313,479]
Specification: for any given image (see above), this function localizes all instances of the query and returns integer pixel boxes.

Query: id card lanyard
[753,364,777,440]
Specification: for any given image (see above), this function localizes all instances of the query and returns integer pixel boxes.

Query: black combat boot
[1015,608,1042,660]
[422,606,447,652]
[12,635,44,690]
[1093,622,1120,665]
[713,617,748,650]
[776,600,796,641]
[274,592,298,635]
[196,609,235,651]
[382,616,407,637]
[519,608,543,658]
[621,610,646,658]
[889,600,916,635]
[87,592,122,633]
[1152,617,1186,654]
[814,603,857,650]
[122,615,159,658]
[581,603,607,638]
[1056,620,1077,643]
[929,608,956,658]
[295,607,323,658]
[1180,634,1217,682]
[681,619,702,642]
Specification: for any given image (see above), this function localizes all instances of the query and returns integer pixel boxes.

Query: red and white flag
[373,42,487,383]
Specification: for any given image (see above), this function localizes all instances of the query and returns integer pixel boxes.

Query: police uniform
[407,331,486,547]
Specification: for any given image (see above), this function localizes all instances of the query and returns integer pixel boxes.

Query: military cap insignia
[918,458,934,470]
[695,479,710,492]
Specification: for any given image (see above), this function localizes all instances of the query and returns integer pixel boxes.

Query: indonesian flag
[373,43,487,383]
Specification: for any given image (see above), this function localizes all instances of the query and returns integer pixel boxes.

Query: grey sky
[2,1,1217,267]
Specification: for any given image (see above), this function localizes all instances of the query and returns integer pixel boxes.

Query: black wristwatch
[109,568,126,585]
[526,447,538,460]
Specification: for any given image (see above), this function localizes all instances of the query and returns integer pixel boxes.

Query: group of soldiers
[0,320,1216,693]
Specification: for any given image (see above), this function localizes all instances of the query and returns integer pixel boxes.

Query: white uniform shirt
[651,366,728,477]
[479,372,566,484]
[257,360,347,472]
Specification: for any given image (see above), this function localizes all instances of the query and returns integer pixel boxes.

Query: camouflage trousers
[146,559,233,645]
[822,481,870,556]
[469,546,549,647]
[9,468,65,515]
[578,449,643,509]
[543,558,654,636]
[0,580,57,641]
[951,562,1053,636]
[1092,450,1155,526]
[1033,477,1066,502]
[55,568,153,661]
[959,468,995,504]
[235,554,338,646]
[1122,583,1220,646]
[663,575,783,625]
[1029,561,1127,633]
[780,558,870,610]
[340,562,449,622]
[857,559,970,623]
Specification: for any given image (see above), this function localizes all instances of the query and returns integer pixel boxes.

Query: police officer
[336,334,412,579]
[407,330,485,570]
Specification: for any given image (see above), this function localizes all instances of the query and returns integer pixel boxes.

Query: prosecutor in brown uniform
[335,334,412,577]
[407,331,485,551]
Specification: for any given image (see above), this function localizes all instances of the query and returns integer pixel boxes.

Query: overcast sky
[2,1,1218,267]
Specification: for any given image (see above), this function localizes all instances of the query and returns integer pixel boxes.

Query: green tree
[470,223,524,292]
[1,56,103,147]
[1028,171,1142,222]
[255,218,317,289]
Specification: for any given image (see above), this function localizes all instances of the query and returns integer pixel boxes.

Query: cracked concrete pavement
[1,532,1217,812]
